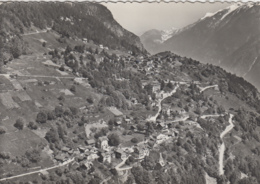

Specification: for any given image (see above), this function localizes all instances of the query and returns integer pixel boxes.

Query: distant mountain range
[140,3,260,90]
[0,2,146,63]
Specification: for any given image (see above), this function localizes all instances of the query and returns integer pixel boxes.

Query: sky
[102,2,231,36]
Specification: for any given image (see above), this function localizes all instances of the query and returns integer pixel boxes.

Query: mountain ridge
[140,3,260,90]
[0,2,146,64]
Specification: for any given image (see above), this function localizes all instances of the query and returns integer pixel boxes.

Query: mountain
[140,3,260,90]
[0,2,146,63]
[140,27,179,54]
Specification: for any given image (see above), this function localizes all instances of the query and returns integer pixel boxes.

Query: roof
[55,155,66,161]
[61,146,70,152]
[108,107,123,117]
[115,149,125,154]
[99,136,108,141]
[86,139,96,145]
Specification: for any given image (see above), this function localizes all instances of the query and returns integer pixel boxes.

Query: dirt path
[115,157,132,171]
[22,30,47,36]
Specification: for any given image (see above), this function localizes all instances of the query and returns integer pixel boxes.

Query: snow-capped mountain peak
[161,27,178,42]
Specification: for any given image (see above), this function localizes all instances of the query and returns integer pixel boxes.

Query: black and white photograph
[0,1,260,184]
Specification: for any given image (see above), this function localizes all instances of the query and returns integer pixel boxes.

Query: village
[0,35,237,184]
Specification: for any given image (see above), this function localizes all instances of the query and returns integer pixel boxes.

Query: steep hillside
[1,49,260,183]
[141,3,260,90]
[0,2,146,64]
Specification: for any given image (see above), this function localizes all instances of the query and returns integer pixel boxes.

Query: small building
[55,154,67,162]
[156,134,170,144]
[107,107,124,119]
[86,139,95,146]
[98,136,109,150]
[115,149,127,160]
[81,161,93,170]
[152,82,161,92]
[124,118,132,124]
[86,152,99,161]
[98,151,112,163]
[61,146,71,153]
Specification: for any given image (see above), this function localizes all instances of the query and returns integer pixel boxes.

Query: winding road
[219,114,234,175]
[199,85,218,93]
[146,85,179,122]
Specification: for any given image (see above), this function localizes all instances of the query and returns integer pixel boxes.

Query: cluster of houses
[53,104,183,172]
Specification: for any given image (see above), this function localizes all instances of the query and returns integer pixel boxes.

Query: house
[134,146,149,159]
[86,139,95,146]
[78,146,85,153]
[61,146,71,153]
[77,155,86,162]
[124,118,132,124]
[86,152,99,161]
[81,161,93,170]
[115,149,127,160]
[71,162,80,170]
[98,151,112,163]
[98,136,109,150]
[107,107,124,119]
[156,134,170,144]
[131,98,138,104]
[55,154,67,162]
[152,81,161,92]
[115,120,122,126]
[122,147,134,154]
[130,125,137,132]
